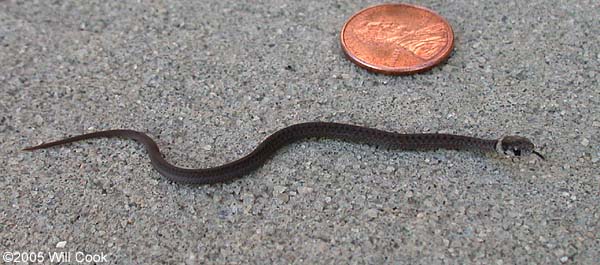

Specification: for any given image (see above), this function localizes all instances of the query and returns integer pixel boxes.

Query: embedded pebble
[591,152,599,163]
[297,186,313,195]
[273,185,287,195]
[365,209,379,219]
[581,138,589,147]
[276,193,289,203]
[384,166,396,173]
[56,241,67,248]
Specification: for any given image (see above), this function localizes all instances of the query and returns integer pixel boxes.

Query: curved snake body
[24,122,542,184]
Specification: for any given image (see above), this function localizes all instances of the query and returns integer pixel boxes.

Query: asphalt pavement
[1,0,598,264]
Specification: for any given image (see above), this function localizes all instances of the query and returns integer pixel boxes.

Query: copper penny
[340,3,454,75]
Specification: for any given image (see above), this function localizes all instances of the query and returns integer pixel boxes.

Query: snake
[23,122,544,184]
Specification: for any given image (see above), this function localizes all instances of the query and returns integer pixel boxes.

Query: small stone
[56,241,67,248]
[317,242,329,252]
[581,138,589,147]
[202,145,212,151]
[365,209,379,219]
[273,185,287,195]
[297,186,313,195]
[276,193,289,203]
[384,166,395,173]
[554,248,565,257]
[591,152,599,163]
[559,256,569,263]
[242,193,254,213]
[423,199,434,207]
[34,115,44,124]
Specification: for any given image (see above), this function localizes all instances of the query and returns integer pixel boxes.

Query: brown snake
[24,122,544,184]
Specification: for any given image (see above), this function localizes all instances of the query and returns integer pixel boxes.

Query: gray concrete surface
[1,0,598,264]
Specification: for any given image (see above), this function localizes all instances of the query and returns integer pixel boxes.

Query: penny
[340,3,454,75]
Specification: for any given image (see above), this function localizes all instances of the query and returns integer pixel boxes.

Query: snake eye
[513,148,521,156]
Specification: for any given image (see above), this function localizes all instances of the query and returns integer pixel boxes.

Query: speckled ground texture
[1,0,598,264]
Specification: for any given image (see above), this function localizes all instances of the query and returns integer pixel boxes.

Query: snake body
[24,122,542,184]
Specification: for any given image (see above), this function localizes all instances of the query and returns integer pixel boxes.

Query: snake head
[496,135,545,160]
